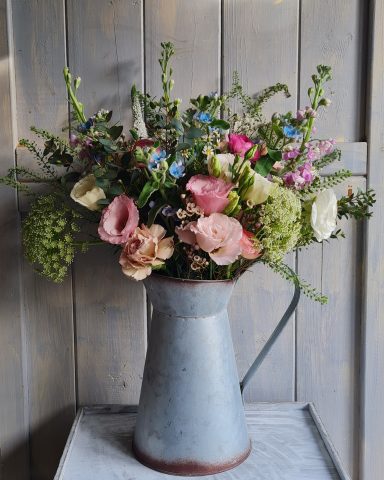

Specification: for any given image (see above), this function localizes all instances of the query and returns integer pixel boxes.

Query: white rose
[70,174,106,211]
[311,189,337,241]
[243,170,276,206]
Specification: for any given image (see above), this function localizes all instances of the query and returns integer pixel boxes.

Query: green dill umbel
[22,195,82,282]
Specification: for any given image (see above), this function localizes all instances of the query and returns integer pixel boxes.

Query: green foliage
[313,148,341,170]
[22,195,82,282]
[265,260,328,304]
[338,188,376,220]
[302,169,352,195]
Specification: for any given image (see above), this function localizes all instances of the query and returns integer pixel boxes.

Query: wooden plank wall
[0,1,381,479]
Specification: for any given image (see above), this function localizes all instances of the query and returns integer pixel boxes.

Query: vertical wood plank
[296,178,364,480]
[11,1,76,478]
[66,0,147,405]
[0,1,29,479]
[223,0,299,402]
[145,0,221,100]
[361,1,384,479]
[300,0,367,142]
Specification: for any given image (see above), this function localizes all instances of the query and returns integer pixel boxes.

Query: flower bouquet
[1,42,374,303]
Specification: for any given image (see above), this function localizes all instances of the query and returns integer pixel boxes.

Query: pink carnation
[98,195,139,244]
[176,213,243,265]
[227,133,260,162]
[186,175,233,215]
[240,230,261,260]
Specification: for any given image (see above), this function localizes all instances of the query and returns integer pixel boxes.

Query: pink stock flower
[188,213,243,265]
[98,195,139,244]
[119,224,174,280]
[240,230,261,260]
[282,145,301,161]
[227,133,261,162]
[186,175,233,215]
[283,162,315,190]
[318,139,335,156]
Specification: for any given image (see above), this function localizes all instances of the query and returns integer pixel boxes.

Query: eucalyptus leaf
[109,125,123,140]
[267,149,282,162]
[210,119,230,130]
[185,127,203,139]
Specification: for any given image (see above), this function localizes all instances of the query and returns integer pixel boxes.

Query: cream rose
[311,189,338,242]
[119,224,174,280]
[243,170,276,206]
[70,174,106,211]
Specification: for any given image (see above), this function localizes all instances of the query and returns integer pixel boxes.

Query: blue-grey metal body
[133,274,300,475]
[133,276,251,475]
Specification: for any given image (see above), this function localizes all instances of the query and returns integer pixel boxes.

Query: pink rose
[189,213,243,265]
[228,134,260,162]
[98,195,139,244]
[240,230,261,260]
[119,224,174,280]
[186,175,233,215]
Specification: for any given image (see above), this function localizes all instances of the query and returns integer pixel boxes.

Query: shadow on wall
[1,407,75,480]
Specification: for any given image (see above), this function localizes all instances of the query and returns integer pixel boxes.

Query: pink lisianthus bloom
[119,224,174,280]
[228,133,261,163]
[185,213,243,265]
[240,230,262,260]
[186,175,233,215]
[175,221,198,246]
[98,195,139,244]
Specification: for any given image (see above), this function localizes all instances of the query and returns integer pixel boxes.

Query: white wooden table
[55,403,350,480]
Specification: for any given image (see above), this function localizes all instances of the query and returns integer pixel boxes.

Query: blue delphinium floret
[169,159,185,178]
[283,125,301,138]
[194,111,212,124]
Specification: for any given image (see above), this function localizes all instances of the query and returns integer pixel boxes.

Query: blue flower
[162,205,178,217]
[169,159,185,178]
[194,111,212,124]
[77,117,94,133]
[283,125,301,138]
[148,149,167,170]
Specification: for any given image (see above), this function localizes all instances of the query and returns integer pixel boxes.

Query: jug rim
[149,272,235,284]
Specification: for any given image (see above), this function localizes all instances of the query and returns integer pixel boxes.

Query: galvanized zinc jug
[133,274,300,475]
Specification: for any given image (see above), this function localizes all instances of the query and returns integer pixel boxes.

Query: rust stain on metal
[133,441,252,476]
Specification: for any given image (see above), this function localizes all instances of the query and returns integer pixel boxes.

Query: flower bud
[223,191,240,216]
[74,77,81,89]
[209,155,222,177]
[319,98,331,107]
[308,87,315,97]
[170,79,175,90]
[244,145,258,161]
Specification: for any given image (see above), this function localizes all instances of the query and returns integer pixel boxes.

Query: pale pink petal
[176,222,197,245]
[157,237,174,260]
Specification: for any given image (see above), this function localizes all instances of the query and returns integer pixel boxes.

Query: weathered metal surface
[133,275,251,475]
[54,403,350,480]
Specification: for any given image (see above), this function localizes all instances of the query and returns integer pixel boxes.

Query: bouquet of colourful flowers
[1,42,374,302]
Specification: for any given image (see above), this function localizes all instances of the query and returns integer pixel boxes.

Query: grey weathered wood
[223,0,299,402]
[54,403,350,480]
[66,0,147,406]
[296,177,365,480]
[361,1,384,479]
[300,0,367,141]
[11,1,76,479]
[145,0,221,101]
[0,1,29,479]
[322,143,366,176]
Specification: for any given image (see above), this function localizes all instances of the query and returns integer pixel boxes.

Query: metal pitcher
[133,274,300,475]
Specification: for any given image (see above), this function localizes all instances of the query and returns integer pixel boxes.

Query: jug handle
[239,272,300,398]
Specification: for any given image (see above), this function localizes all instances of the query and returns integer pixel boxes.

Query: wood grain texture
[296,177,365,480]
[145,0,221,99]
[11,1,76,479]
[223,0,299,402]
[0,1,29,479]
[55,403,349,480]
[66,0,147,406]
[360,1,384,479]
[300,0,367,141]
